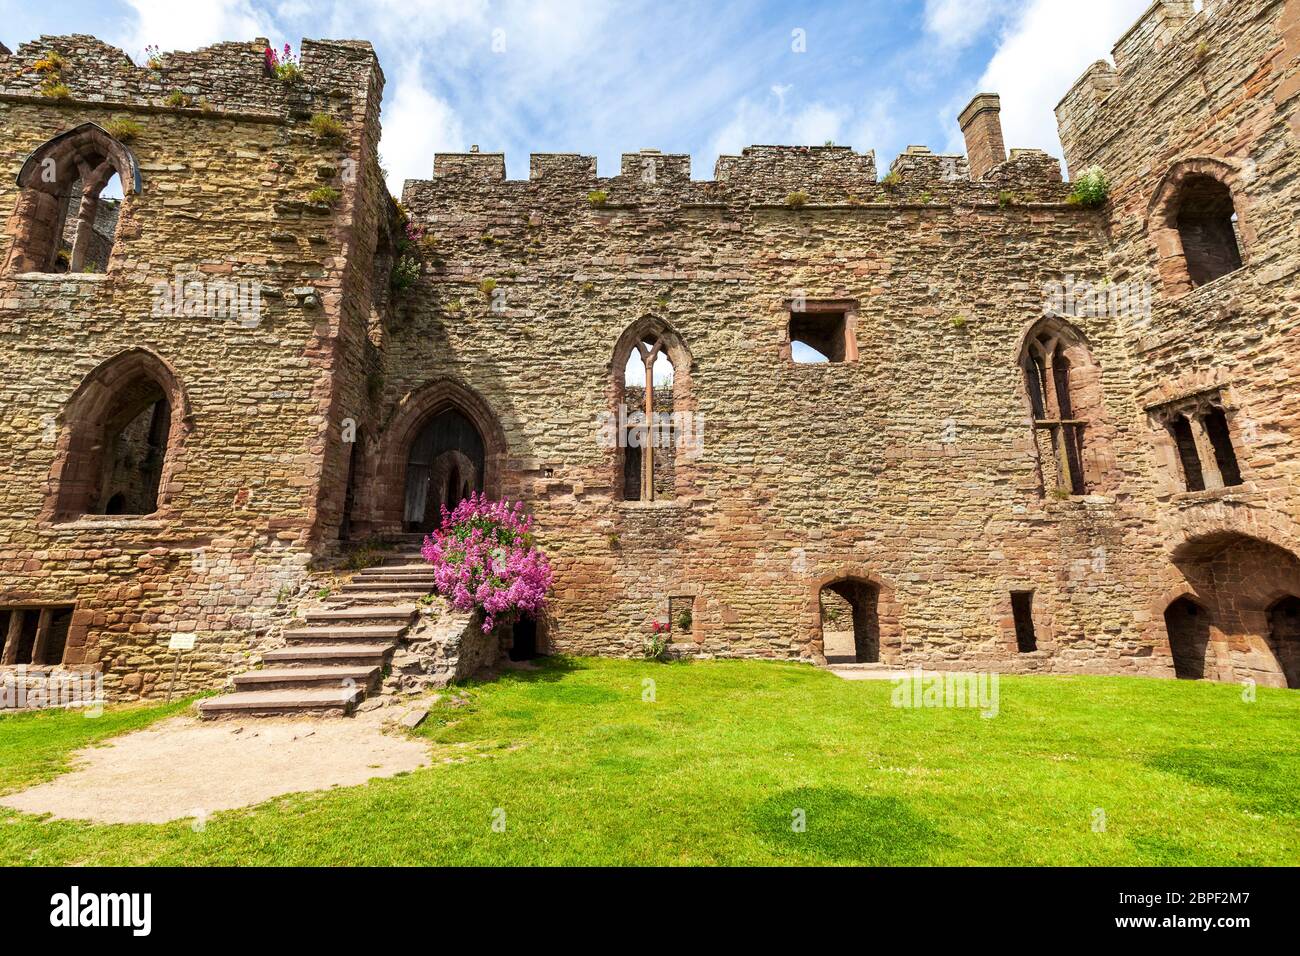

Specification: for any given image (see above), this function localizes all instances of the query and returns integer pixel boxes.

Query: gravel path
[1,709,432,824]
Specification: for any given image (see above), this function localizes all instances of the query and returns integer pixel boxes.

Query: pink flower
[421,492,553,633]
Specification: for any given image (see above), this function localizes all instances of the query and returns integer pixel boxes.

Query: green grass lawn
[1,658,1296,865]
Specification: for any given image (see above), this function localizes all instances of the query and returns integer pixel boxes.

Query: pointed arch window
[5,123,140,275]
[1020,320,1107,498]
[611,318,695,502]
[45,349,188,522]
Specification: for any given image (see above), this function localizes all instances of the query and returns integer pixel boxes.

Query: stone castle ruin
[2,0,1299,711]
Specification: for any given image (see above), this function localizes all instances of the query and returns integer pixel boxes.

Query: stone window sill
[1171,268,1244,302]
[11,272,109,282]
[42,516,168,533]
[617,499,690,511]
[1172,484,1253,504]
[1044,494,1113,506]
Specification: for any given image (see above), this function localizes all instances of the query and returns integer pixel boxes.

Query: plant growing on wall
[1067,166,1110,208]
[143,45,164,70]
[265,43,301,83]
[105,118,143,142]
[309,112,346,143]
[421,494,553,634]
[587,190,609,207]
[33,50,66,74]
[308,186,340,206]
[644,621,670,661]
[785,191,809,208]
[390,221,424,293]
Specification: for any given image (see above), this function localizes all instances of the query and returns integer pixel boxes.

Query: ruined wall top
[0,34,384,123]
[1054,0,1260,174]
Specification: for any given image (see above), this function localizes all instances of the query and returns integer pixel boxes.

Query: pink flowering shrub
[421,493,553,633]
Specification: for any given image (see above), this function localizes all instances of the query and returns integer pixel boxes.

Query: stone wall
[381,135,1170,672]
[3,1,1299,704]
[0,35,389,700]
[1055,0,1300,686]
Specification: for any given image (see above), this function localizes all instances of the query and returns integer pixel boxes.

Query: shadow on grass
[751,786,941,864]
[1146,747,1298,818]
[467,654,590,688]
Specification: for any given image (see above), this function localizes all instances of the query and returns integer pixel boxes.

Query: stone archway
[1266,596,1300,689]
[372,379,507,535]
[807,566,901,664]
[1167,532,1300,688]
[42,347,191,522]
[1164,596,1212,680]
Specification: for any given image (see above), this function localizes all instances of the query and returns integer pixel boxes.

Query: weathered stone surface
[2,0,1299,706]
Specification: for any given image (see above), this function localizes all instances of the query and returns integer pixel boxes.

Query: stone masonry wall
[382,142,1171,673]
[1056,0,1300,685]
[3,2,1299,704]
[0,35,386,701]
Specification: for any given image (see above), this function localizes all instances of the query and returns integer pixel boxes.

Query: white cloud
[967,0,1150,168]
[379,64,465,193]
[116,0,272,60]
[923,0,1011,50]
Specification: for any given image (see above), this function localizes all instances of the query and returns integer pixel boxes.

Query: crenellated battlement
[409,137,1069,215]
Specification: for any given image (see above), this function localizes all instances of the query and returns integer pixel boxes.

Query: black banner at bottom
[0,866,1291,940]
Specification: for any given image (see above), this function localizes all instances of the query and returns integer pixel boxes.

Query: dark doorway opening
[404,408,485,532]
[1165,597,1210,679]
[1011,591,1037,652]
[819,579,880,664]
[510,617,538,661]
[1266,596,1300,690]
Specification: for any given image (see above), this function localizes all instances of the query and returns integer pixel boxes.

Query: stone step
[303,605,417,624]
[233,666,380,691]
[325,590,430,603]
[341,579,435,592]
[382,552,425,566]
[354,566,433,578]
[262,643,395,667]
[198,686,362,719]
[283,624,408,644]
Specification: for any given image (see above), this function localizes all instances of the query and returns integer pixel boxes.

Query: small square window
[785,300,858,365]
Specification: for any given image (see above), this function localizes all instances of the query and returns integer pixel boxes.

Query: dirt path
[0,708,432,824]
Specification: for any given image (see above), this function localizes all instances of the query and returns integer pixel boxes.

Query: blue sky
[0,0,1153,190]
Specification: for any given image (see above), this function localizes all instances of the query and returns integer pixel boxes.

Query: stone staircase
[198,542,437,719]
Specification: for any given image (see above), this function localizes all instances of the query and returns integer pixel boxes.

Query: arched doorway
[819,579,880,664]
[1266,596,1300,689]
[1164,597,1211,680]
[1168,532,1300,687]
[404,409,484,532]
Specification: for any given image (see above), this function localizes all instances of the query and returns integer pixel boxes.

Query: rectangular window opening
[1011,592,1037,653]
[668,596,695,637]
[1202,407,1243,487]
[1168,416,1206,492]
[789,311,849,364]
[0,606,75,667]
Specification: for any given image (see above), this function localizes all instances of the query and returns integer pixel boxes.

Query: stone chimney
[958,93,1007,181]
